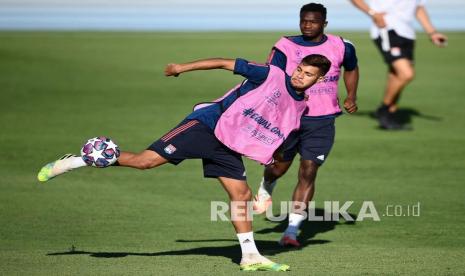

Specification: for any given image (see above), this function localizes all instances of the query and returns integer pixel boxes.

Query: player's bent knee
[269,166,286,178]
[266,161,291,178]
[235,187,252,202]
[399,69,415,83]
[393,60,415,83]
[298,160,319,182]
[276,165,291,177]
[405,70,415,82]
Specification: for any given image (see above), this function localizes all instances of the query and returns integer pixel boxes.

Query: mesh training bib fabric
[214,66,307,165]
[274,34,345,117]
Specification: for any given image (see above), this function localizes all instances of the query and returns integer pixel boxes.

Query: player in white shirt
[350,0,447,129]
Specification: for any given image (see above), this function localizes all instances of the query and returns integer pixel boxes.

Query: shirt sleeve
[267,47,287,71]
[342,40,358,71]
[233,58,270,84]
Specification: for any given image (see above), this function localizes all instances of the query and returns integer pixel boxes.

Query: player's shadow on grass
[354,107,442,125]
[47,209,356,264]
[256,208,357,249]
[47,240,296,264]
[46,240,328,265]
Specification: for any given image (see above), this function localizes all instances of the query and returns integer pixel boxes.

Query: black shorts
[373,30,415,64]
[281,117,335,166]
[148,119,246,180]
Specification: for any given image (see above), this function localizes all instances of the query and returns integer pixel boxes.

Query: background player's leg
[254,160,293,214]
[377,58,415,129]
[258,160,293,198]
[281,159,318,246]
[264,160,293,184]
[255,133,299,211]
[118,150,168,169]
[383,59,415,112]
[292,160,318,208]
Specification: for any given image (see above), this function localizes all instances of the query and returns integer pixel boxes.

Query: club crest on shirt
[164,144,177,154]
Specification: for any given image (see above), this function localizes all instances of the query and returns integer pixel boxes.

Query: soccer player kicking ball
[37,55,331,271]
[253,3,359,248]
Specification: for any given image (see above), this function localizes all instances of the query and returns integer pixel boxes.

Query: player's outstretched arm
[350,0,386,28]
[165,58,235,77]
[415,6,448,47]
[349,0,371,15]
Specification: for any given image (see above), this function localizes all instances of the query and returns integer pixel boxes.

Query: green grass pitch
[1,31,465,275]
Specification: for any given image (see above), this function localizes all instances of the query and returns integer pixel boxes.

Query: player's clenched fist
[164,63,180,77]
[344,97,358,114]
[371,12,386,28]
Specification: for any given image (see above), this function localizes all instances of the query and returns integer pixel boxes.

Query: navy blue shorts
[281,117,335,165]
[147,119,246,180]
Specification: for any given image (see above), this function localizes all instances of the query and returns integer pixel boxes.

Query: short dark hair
[300,3,327,21]
[301,54,331,76]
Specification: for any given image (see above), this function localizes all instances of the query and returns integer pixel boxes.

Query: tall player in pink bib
[253,3,360,247]
[37,54,332,271]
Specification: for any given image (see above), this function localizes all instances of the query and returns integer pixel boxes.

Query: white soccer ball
[80,136,120,168]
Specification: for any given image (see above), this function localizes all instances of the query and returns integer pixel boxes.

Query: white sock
[69,156,87,169]
[257,177,276,200]
[237,232,259,255]
[283,213,305,239]
[51,155,87,177]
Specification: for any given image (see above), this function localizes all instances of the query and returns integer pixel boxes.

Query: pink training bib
[274,34,345,117]
[214,65,307,165]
